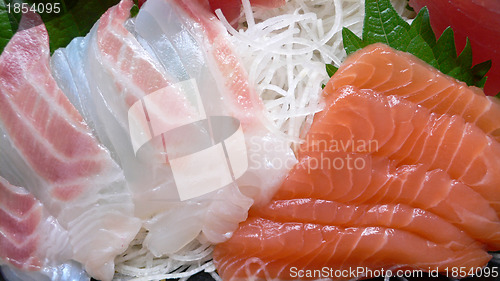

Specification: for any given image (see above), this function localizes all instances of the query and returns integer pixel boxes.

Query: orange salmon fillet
[215,218,490,281]
[325,43,500,141]
[214,45,500,280]
[301,86,500,215]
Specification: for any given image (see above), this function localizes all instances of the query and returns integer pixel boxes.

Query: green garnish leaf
[130,4,139,17]
[326,64,338,77]
[471,60,492,78]
[362,0,410,50]
[457,38,472,70]
[408,8,435,48]
[432,27,456,73]
[0,0,120,54]
[0,0,18,54]
[341,0,491,88]
[342,27,364,56]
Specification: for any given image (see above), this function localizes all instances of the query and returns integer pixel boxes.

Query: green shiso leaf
[0,0,120,54]
[130,4,139,17]
[362,0,411,50]
[326,64,338,77]
[0,0,18,54]
[408,7,435,48]
[433,27,457,74]
[341,0,491,88]
[342,27,364,56]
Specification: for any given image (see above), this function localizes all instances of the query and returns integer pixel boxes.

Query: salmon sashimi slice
[275,152,500,249]
[0,12,140,281]
[0,177,71,270]
[325,43,500,141]
[250,199,480,252]
[302,86,500,215]
[214,217,490,281]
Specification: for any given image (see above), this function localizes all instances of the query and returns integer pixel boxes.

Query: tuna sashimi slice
[304,85,500,216]
[0,12,140,281]
[0,176,71,270]
[214,217,490,281]
[326,43,500,141]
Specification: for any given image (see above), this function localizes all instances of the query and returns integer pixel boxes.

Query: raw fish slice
[0,13,140,281]
[52,0,258,255]
[214,218,490,281]
[1,261,89,281]
[304,86,500,214]
[0,177,71,270]
[277,153,500,249]
[167,0,267,127]
[95,0,257,252]
[326,43,500,140]
[136,0,296,205]
[250,199,478,251]
[92,0,245,252]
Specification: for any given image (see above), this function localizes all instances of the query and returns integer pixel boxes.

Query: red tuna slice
[214,217,490,281]
[409,0,500,96]
[304,85,500,217]
[0,177,71,270]
[326,43,500,141]
[0,12,140,281]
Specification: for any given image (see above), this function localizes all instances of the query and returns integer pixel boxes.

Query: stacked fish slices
[214,43,500,280]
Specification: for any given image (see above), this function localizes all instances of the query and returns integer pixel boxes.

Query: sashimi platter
[1,0,500,280]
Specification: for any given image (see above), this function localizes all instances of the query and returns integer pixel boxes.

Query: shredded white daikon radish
[113,0,414,280]
[114,229,216,281]
[218,0,414,141]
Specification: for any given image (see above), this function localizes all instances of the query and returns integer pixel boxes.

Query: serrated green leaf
[0,0,120,54]
[362,0,411,51]
[44,0,120,53]
[405,34,437,68]
[130,4,138,17]
[0,0,17,54]
[409,7,435,48]
[476,76,487,88]
[342,27,364,55]
[326,64,338,77]
[433,27,457,74]
[471,60,492,77]
[457,38,472,70]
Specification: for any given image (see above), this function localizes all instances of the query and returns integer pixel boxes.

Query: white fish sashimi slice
[1,261,89,281]
[0,176,71,270]
[84,0,205,215]
[51,0,255,255]
[137,0,297,205]
[0,13,141,281]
